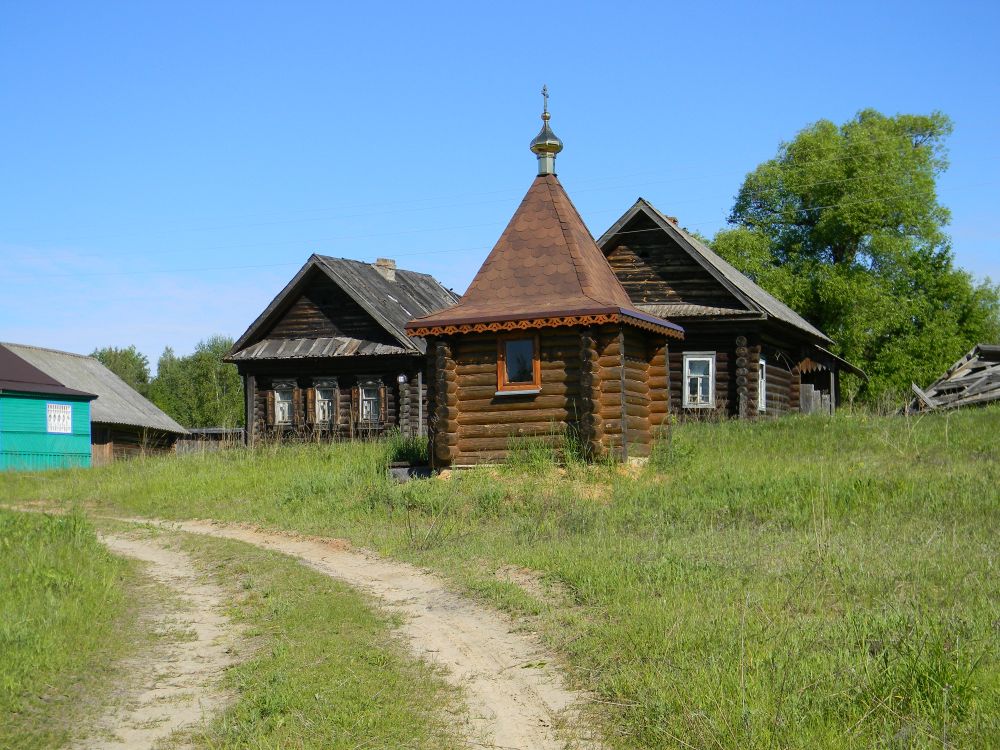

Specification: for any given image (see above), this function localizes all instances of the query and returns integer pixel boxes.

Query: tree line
[92,336,243,429]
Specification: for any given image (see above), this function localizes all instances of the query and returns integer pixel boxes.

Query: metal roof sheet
[3,343,187,434]
[0,345,97,398]
[229,337,410,361]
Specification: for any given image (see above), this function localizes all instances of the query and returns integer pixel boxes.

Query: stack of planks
[909,343,1000,412]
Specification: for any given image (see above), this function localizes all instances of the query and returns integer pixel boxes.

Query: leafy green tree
[714,109,1000,399]
[90,345,151,396]
[149,337,244,428]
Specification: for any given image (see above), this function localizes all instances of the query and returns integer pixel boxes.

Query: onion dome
[529,85,563,175]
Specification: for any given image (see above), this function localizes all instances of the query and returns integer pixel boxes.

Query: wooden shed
[226,255,458,442]
[598,200,865,417]
[2,343,187,464]
[0,345,96,471]
[405,103,683,467]
[909,343,1000,412]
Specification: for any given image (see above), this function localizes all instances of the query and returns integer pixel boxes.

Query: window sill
[494,389,541,397]
[682,404,715,409]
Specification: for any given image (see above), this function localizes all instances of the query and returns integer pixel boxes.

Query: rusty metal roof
[229,337,410,361]
[3,343,186,433]
[406,174,681,336]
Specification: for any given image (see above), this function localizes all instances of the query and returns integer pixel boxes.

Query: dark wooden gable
[605,212,750,309]
[266,269,400,346]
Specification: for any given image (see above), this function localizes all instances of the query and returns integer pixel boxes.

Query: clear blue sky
[2,1,998,369]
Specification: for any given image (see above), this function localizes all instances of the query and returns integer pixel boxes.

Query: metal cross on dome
[542,84,549,115]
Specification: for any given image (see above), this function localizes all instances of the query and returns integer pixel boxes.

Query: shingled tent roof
[0,344,96,399]
[3,343,186,434]
[598,198,832,344]
[228,255,459,361]
[405,175,682,338]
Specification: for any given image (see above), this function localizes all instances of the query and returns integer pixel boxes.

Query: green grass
[163,531,461,750]
[0,510,137,749]
[2,407,999,748]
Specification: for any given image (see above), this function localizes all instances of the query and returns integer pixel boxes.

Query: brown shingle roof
[406,175,682,336]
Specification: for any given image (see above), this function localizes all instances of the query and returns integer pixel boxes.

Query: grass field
[2,408,998,748]
[0,510,137,749]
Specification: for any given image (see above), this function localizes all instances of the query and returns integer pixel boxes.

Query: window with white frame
[682,353,715,408]
[274,389,293,424]
[758,357,767,413]
[360,384,380,423]
[316,387,336,424]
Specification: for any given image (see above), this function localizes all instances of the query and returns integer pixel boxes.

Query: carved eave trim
[407,313,684,339]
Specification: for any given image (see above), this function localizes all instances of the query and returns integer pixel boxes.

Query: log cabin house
[2,342,187,464]
[597,200,865,417]
[405,98,683,468]
[226,255,458,442]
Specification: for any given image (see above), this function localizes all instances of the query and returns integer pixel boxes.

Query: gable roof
[2,343,186,434]
[228,255,459,360]
[598,198,831,343]
[406,175,682,338]
[0,345,96,399]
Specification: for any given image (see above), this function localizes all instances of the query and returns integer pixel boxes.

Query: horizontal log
[460,422,570,440]
[458,408,573,426]
[458,383,580,401]
[458,394,573,411]
[458,434,564,451]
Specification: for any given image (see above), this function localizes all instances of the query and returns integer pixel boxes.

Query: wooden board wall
[605,214,746,309]
[267,272,399,346]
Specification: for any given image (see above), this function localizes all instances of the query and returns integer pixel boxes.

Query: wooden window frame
[758,357,767,413]
[496,334,541,393]
[274,389,293,424]
[682,352,716,409]
[356,378,384,426]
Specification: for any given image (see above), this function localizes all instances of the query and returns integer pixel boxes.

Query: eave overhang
[405,306,684,339]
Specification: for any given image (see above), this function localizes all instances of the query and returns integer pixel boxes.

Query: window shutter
[350,385,359,427]
[332,385,341,427]
[305,387,316,425]
[292,388,303,427]
[266,390,275,425]
[379,384,388,427]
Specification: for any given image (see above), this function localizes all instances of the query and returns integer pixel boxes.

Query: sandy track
[76,534,235,750]
[141,518,599,750]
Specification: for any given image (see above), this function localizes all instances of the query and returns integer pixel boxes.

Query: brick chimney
[374,258,396,282]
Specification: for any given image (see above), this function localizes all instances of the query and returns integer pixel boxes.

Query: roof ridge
[2,341,92,359]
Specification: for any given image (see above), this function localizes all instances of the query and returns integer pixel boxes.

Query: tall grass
[2,408,998,748]
[0,510,134,749]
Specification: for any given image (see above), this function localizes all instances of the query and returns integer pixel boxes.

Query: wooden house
[597,200,864,417]
[0,344,96,471]
[2,342,186,464]
[405,101,683,467]
[909,343,1000,412]
[226,255,458,441]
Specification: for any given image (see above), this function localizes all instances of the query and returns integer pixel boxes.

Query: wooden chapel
[405,93,684,467]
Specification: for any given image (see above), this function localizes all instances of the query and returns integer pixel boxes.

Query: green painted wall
[0,392,92,471]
